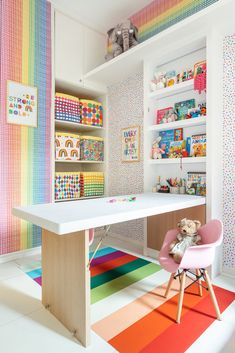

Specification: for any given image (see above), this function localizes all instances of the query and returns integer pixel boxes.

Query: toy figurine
[154,71,166,90]
[152,136,165,159]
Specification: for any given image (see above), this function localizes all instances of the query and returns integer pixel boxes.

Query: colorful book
[174,99,195,120]
[156,107,173,124]
[159,130,174,158]
[191,133,206,157]
[169,140,186,158]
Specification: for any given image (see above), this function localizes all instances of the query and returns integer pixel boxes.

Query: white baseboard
[0,246,41,264]
[146,247,160,260]
[221,267,235,278]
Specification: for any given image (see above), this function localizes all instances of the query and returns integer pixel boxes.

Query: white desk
[13,193,205,347]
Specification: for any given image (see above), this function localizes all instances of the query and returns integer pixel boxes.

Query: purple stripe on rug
[91,250,126,267]
[34,277,42,285]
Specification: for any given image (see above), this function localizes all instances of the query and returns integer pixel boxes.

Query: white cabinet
[55,11,106,84]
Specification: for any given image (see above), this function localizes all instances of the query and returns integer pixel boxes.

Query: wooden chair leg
[196,269,203,297]
[204,270,221,320]
[176,270,186,323]
[164,273,175,298]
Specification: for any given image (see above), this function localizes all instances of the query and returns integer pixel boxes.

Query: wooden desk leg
[42,229,90,347]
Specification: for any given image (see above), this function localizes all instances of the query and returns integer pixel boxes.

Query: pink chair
[158,219,223,323]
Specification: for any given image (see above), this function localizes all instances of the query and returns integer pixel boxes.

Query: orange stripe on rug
[140,285,235,353]
[91,254,137,277]
[108,283,212,353]
[92,276,191,340]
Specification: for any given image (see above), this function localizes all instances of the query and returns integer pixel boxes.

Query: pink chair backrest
[89,229,95,246]
[198,219,223,246]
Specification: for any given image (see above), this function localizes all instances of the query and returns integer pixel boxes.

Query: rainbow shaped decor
[0,0,52,254]
[129,0,218,43]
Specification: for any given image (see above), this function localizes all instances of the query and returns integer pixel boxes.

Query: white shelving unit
[149,116,206,131]
[149,157,206,165]
[55,160,105,164]
[149,79,194,100]
[55,119,105,133]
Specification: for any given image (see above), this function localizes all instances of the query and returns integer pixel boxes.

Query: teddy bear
[192,144,203,157]
[153,72,166,90]
[169,218,202,263]
[152,136,165,159]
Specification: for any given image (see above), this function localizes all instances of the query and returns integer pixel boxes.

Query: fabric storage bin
[80,99,103,127]
[55,172,81,200]
[55,92,81,123]
[81,172,104,197]
[80,136,104,161]
[55,132,80,161]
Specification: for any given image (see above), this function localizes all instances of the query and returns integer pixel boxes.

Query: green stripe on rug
[91,258,151,289]
[91,262,161,304]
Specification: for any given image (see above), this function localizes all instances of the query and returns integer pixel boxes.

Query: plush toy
[152,136,165,159]
[105,20,138,61]
[153,72,166,90]
[169,218,201,263]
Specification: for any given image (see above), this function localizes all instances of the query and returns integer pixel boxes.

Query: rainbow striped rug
[24,247,235,353]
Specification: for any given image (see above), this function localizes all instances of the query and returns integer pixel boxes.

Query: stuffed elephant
[105,20,138,61]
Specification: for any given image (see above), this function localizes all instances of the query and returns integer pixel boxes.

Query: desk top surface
[13,193,206,235]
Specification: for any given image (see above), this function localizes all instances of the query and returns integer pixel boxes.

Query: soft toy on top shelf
[152,136,165,159]
[153,71,167,90]
[105,20,138,61]
[169,218,201,263]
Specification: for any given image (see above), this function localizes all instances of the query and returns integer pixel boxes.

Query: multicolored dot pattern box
[80,136,104,161]
[81,172,104,197]
[55,172,81,200]
[55,93,81,123]
[55,132,80,161]
[80,99,103,127]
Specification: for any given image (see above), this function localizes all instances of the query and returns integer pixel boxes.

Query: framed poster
[121,125,140,162]
[7,80,38,127]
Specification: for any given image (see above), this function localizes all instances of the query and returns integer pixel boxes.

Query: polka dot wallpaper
[222,35,235,270]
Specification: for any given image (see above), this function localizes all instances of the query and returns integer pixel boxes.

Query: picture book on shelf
[159,130,174,158]
[174,99,195,120]
[169,140,188,158]
[191,133,206,157]
[156,107,177,124]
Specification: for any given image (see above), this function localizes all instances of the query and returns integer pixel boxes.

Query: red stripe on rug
[109,283,235,353]
[91,254,138,277]
[140,285,235,353]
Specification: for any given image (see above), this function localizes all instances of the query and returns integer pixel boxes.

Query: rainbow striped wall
[0,0,52,255]
[129,0,219,43]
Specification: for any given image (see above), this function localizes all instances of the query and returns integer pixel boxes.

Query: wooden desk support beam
[42,229,90,347]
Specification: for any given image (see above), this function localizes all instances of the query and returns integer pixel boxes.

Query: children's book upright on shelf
[191,133,206,157]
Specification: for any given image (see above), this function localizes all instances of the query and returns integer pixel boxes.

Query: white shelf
[55,119,104,133]
[149,157,206,164]
[149,116,206,132]
[55,195,103,203]
[55,160,104,164]
[149,79,194,100]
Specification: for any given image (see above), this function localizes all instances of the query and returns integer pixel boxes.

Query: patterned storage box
[81,172,104,197]
[80,99,103,127]
[80,136,104,161]
[55,132,80,161]
[55,92,81,123]
[55,172,81,200]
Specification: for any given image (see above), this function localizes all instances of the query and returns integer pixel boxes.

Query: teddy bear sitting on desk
[169,218,202,263]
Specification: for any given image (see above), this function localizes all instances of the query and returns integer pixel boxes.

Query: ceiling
[50,0,152,34]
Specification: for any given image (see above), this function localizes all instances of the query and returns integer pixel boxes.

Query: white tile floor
[0,239,234,353]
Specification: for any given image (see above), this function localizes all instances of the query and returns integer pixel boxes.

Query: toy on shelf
[153,71,167,90]
[55,132,80,161]
[81,172,104,197]
[80,136,104,161]
[166,70,177,87]
[152,136,165,159]
[55,93,81,123]
[55,172,81,200]
[80,99,103,127]
[156,107,178,124]
[194,61,207,94]
[108,196,136,203]
[191,133,206,157]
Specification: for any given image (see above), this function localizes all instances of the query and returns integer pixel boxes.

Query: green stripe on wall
[91,258,152,289]
[91,262,161,304]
